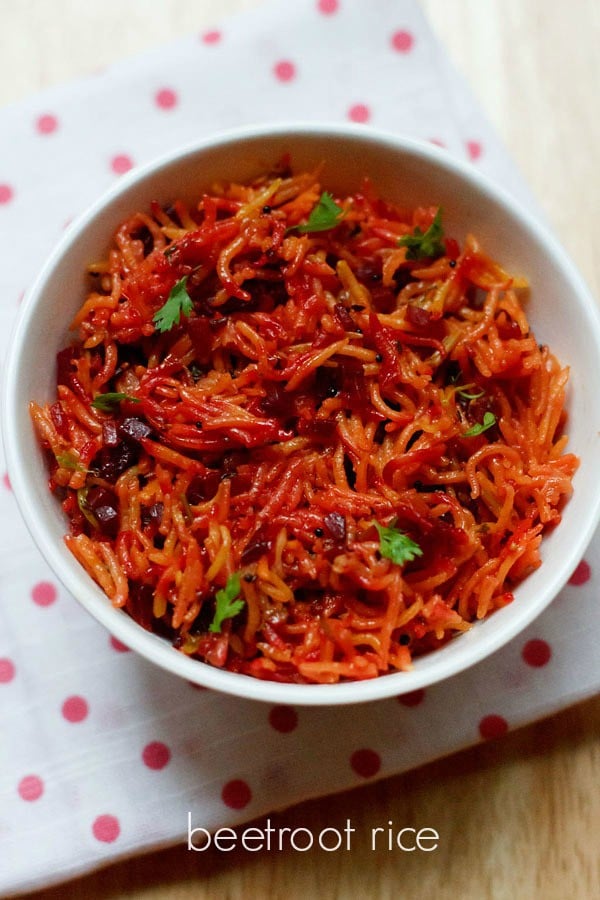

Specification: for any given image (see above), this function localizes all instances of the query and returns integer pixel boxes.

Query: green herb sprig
[374,521,423,566]
[398,209,445,260]
[91,392,141,412]
[292,192,346,234]
[208,573,245,633]
[152,276,193,333]
[463,411,497,437]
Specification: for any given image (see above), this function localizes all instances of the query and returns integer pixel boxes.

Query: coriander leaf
[398,209,445,260]
[374,521,423,566]
[463,411,497,437]
[208,573,245,633]
[55,452,86,472]
[293,192,346,234]
[91,392,140,412]
[152,276,193,333]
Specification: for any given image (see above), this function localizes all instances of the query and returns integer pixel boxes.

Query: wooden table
[3,1,599,897]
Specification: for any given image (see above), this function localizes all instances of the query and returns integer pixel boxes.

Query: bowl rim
[4,120,600,705]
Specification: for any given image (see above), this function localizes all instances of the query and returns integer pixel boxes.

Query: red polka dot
[142,741,171,770]
[350,748,381,778]
[0,658,16,683]
[429,138,445,148]
[479,714,508,740]
[221,779,252,810]
[2,472,10,490]
[62,695,89,723]
[18,775,44,802]
[110,154,133,175]
[569,559,591,586]
[348,103,371,123]
[273,60,296,82]
[31,581,57,607]
[0,184,14,204]
[36,114,58,134]
[391,30,414,53]
[398,689,425,707]
[466,140,483,161]
[109,635,130,653]
[201,29,221,44]
[522,638,552,668]
[92,814,120,843]
[155,88,178,110]
[268,705,298,733]
[317,0,338,13]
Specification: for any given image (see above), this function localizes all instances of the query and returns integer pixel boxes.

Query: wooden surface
[2,1,599,897]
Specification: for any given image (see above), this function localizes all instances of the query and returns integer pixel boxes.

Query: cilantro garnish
[152,277,193,333]
[374,521,423,566]
[463,411,497,437]
[55,452,86,472]
[398,209,445,260]
[293,192,346,234]
[91,392,140,412]
[208,573,245,633]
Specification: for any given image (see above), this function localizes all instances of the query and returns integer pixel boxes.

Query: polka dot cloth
[398,689,425,707]
[0,658,16,683]
[222,779,252,810]
[466,140,483,161]
[273,60,296,82]
[0,0,598,894]
[109,635,130,652]
[154,88,178,110]
[0,184,14,204]
[201,29,221,44]
[391,29,414,52]
[35,114,58,134]
[61,696,89,723]
[569,559,591,585]
[268,705,298,733]
[142,741,171,770]
[17,775,44,802]
[350,749,382,778]
[348,103,371,123]
[110,154,134,175]
[317,0,339,14]
[479,715,509,741]
[522,639,552,668]
[31,581,57,607]
[92,815,121,843]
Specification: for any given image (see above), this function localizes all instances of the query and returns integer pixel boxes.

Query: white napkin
[0,0,597,894]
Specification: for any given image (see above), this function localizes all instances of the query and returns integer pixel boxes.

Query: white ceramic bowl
[4,123,600,705]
